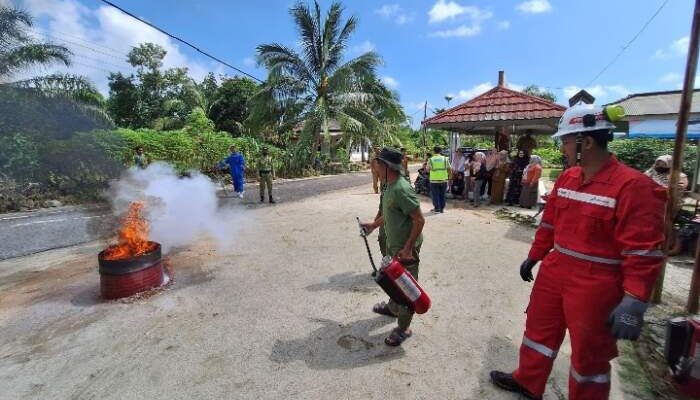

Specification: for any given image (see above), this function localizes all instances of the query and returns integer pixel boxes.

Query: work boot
[269,196,276,204]
[489,371,541,400]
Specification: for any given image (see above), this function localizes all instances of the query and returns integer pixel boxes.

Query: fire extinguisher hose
[356,216,378,276]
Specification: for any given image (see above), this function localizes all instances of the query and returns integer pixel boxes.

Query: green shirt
[257,155,273,172]
[382,177,423,256]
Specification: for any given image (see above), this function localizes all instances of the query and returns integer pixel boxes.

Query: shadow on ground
[270,316,405,370]
[305,271,378,294]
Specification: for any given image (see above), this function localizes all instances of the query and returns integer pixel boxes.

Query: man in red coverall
[490,103,666,400]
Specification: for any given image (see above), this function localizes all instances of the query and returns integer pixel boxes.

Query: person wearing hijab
[645,155,688,216]
[519,155,542,209]
[506,150,530,206]
[471,152,488,207]
[490,150,510,205]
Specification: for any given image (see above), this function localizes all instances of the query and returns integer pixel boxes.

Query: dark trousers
[481,176,492,197]
[430,182,447,211]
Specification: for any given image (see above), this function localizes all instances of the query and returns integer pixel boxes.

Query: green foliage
[533,146,563,168]
[251,0,404,166]
[0,5,71,79]
[609,139,697,180]
[522,84,557,103]
[184,107,215,135]
[460,135,494,149]
[209,77,258,135]
[0,133,39,181]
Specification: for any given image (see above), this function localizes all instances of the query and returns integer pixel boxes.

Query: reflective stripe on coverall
[512,155,666,400]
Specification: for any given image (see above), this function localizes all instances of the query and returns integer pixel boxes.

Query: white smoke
[109,162,245,253]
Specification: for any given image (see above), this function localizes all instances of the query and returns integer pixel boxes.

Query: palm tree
[0,6,71,81]
[250,0,403,162]
[444,95,453,107]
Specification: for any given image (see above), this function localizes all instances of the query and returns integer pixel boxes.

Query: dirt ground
[1,178,638,399]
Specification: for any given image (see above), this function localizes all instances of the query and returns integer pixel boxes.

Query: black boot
[269,196,276,204]
[260,196,264,203]
[489,371,541,400]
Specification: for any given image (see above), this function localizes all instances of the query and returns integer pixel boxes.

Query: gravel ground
[0,173,638,400]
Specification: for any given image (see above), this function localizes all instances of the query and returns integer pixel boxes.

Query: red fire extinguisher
[356,217,431,315]
[666,316,700,398]
[377,256,431,314]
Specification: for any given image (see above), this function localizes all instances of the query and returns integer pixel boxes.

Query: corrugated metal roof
[608,89,700,116]
[422,85,566,126]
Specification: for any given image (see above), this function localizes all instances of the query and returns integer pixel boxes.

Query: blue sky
[9,0,696,126]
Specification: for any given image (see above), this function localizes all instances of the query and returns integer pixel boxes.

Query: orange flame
[103,201,154,260]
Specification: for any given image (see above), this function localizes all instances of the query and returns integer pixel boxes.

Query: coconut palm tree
[0,6,71,81]
[250,0,403,162]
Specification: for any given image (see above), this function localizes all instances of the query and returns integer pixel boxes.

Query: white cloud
[428,0,491,24]
[18,0,216,94]
[659,72,681,83]
[507,82,525,92]
[457,82,493,100]
[562,84,630,103]
[381,75,399,89]
[350,40,375,55]
[653,36,690,60]
[672,36,690,56]
[496,21,511,30]
[427,2,492,39]
[430,24,481,38]
[517,0,552,14]
[243,57,256,68]
[375,4,414,25]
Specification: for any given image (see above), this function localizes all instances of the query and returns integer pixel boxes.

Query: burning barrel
[98,201,168,300]
[98,241,164,300]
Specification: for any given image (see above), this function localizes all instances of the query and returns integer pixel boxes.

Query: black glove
[519,258,537,282]
[607,295,648,340]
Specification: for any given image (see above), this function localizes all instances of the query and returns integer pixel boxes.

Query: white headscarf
[522,155,542,177]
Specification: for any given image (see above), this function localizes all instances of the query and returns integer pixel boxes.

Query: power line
[97,0,264,83]
[30,26,135,55]
[31,29,130,62]
[585,0,669,87]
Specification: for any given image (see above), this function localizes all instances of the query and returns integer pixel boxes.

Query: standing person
[490,103,666,400]
[400,147,410,180]
[506,150,530,206]
[464,153,474,202]
[257,146,276,204]
[426,145,451,213]
[370,146,382,194]
[482,148,498,198]
[645,155,688,217]
[471,152,488,208]
[490,150,509,205]
[361,147,425,347]
[451,148,466,197]
[224,145,246,198]
[517,130,537,154]
[134,146,148,169]
[519,155,543,209]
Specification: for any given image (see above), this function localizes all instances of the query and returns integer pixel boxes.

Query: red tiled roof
[422,85,566,126]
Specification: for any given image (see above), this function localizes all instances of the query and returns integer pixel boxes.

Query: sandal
[372,302,398,318]
[385,328,412,346]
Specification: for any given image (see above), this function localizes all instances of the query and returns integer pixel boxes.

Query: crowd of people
[415,145,544,211]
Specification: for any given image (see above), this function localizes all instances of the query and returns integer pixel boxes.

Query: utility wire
[30,26,134,55]
[31,29,130,62]
[585,0,669,87]
[98,0,264,83]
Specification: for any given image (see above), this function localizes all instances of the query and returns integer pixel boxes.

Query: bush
[609,139,696,180]
[533,146,562,168]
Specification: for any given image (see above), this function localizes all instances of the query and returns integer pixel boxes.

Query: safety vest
[429,155,448,182]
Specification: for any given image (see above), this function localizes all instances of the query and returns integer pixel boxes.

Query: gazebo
[421,71,566,154]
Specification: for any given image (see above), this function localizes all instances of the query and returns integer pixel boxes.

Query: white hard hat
[552,103,617,138]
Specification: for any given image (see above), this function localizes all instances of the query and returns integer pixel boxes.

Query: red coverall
[512,155,666,399]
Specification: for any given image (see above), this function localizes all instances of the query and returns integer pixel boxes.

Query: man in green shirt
[361,147,425,346]
[257,146,275,204]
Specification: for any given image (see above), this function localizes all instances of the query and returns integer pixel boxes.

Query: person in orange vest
[490,103,666,400]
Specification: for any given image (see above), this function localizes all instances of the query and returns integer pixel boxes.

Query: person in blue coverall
[223,145,245,198]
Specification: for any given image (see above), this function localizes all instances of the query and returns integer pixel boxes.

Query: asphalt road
[0,171,376,260]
